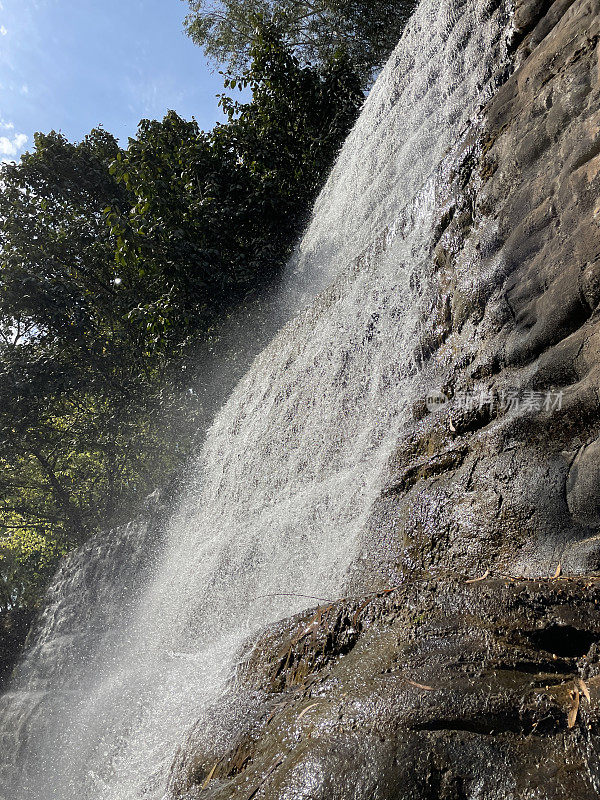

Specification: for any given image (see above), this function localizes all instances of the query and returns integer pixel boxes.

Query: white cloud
[0,25,7,36]
[20,84,29,95]
[0,132,28,158]
[0,137,17,156]
[0,120,14,131]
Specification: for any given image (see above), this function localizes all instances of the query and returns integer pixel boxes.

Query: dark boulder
[172,577,600,799]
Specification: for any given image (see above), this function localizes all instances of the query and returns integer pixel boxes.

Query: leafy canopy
[183,0,417,84]
[0,128,195,612]
[108,25,363,342]
[0,29,363,616]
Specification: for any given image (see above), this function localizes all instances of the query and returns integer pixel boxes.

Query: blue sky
[0,0,227,162]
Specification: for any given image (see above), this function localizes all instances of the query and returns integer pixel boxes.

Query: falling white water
[0,1,513,797]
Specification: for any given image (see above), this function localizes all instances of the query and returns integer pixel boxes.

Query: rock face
[170,1,600,797]
[172,578,600,799]
[362,0,600,585]
[0,513,165,793]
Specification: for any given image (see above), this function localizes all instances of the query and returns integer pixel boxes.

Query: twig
[297,701,323,721]
[465,570,490,584]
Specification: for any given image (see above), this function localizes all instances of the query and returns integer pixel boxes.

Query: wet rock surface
[361,0,600,585]
[172,577,600,799]
[171,1,600,797]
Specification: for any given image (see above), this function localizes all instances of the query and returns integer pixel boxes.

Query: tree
[183,0,417,83]
[108,25,363,336]
[0,130,197,613]
[0,31,363,619]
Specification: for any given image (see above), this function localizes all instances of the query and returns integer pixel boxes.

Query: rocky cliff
[362,0,600,585]
[168,1,600,797]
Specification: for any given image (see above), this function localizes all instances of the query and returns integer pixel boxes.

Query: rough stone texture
[172,577,600,799]
[171,1,600,797]
[360,0,600,585]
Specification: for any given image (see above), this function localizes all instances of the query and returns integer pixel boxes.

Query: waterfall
[0,1,513,797]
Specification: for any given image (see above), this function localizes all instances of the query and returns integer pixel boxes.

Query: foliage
[0,31,363,617]
[0,532,65,612]
[0,130,197,611]
[108,25,363,341]
[183,0,417,83]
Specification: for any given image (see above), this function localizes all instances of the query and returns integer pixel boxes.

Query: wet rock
[0,609,35,691]
[172,578,600,799]
[359,0,600,584]
[566,438,600,527]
